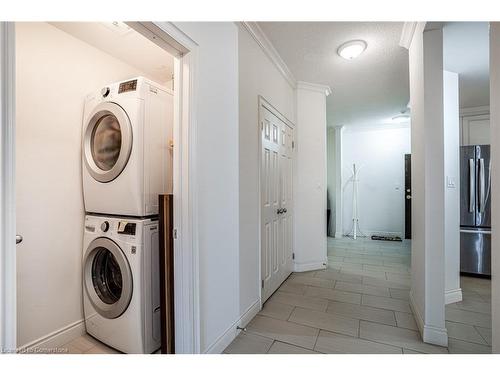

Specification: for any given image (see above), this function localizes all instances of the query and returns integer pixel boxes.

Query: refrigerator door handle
[479,158,485,213]
[469,158,475,213]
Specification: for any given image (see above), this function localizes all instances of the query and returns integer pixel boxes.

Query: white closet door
[261,105,294,303]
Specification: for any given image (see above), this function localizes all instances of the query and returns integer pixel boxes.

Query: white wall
[238,25,295,319]
[15,22,153,347]
[489,22,500,354]
[172,22,240,353]
[341,125,410,237]
[442,70,461,304]
[294,83,329,271]
[408,25,447,346]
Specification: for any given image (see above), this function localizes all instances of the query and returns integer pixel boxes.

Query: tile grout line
[471,325,491,346]
[265,339,275,354]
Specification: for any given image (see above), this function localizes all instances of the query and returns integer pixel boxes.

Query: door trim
[0,22,16,352]
[129,21,201,354]
[257,96,295,307]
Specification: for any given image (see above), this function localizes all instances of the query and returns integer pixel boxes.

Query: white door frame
[0,21,201,354]
[490,21,500,354]
[257,96,295,306]
[0,22,16,353]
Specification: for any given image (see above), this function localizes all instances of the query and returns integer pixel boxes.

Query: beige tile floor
[55,334,163,354]
[225,236,492,354]
[57,334,121,354]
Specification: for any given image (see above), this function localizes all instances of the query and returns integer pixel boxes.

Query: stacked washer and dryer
[81,77,173,353]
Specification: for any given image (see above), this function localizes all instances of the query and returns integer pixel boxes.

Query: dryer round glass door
[84,237,133,319]
[83,102,133,183]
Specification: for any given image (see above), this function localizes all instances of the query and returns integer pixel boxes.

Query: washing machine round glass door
[84,237,133,319]
[83,102,133,183]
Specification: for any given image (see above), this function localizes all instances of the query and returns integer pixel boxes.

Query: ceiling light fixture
[337,40,367,60]
[101,21,132,36]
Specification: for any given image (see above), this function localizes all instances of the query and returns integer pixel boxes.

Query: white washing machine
[82,214,161,354]
[82,77,173,217]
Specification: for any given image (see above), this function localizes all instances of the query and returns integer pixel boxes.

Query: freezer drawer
[460,228,491,276]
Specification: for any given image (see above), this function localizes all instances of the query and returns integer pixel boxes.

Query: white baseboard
[445,288,463,305]
[203,299,261,354]
[357,230,403,238]
[409,290,448,347]
[409,290,425,333]
[422,324,448,347]
[293,261,327,273]
[18,319,85,353]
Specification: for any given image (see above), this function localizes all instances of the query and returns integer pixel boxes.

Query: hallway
[225,237,491,354]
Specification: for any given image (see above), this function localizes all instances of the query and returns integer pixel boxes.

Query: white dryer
[82,214,161,354]
[82,77,173,217]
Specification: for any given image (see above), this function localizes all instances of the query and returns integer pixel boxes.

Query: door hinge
[292,253,295,260]
[173,228,178,240]
[292,141,295,149]
[261,280,264,289]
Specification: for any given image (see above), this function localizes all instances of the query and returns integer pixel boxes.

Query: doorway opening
[404,153,411,240]
[443,21,492,352]
[324,22,415,350]
[0,21,200,354]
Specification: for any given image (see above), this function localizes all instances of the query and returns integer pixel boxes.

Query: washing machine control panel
[100,221,110,232]
[117,222,136,236]
[85,216,143,240]
[101,87,110,98]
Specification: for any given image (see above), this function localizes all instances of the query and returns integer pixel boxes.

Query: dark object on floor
[371,235,402,242]
[460,272,491,280]
[159,194,175,354]
[327,208,331,236]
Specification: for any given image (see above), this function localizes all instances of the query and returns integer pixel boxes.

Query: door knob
[277,208,283,214]
[283,208,287,213]
[16,235,23,244]
[406,195,412,200]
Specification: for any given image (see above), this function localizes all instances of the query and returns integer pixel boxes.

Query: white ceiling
[443,22,489,108]
[51,22,174,84]
[258,22,409,127]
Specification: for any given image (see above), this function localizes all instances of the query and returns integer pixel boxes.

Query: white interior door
[260,103,294,303]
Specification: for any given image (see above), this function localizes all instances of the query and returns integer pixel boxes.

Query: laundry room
[15,22,175,354]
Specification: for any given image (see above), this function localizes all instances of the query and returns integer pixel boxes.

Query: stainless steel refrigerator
[460,145,491,276]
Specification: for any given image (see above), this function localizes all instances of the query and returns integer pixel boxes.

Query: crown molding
[296,81,332,96]
[400,22,426,49]
[240,22,296,89]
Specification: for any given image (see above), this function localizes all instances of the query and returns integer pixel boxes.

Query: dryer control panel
[118,79,138,94]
